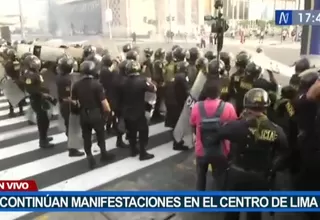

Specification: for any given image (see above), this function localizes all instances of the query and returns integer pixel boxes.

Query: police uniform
[141,48,154,78]
[171,61,189,151]
[289,58,311,90]
[119,60,155,160]
[152,48,166,119]
[186,47,200,87]
[4,48,25,116]
[293,71,320,220]
[198,59,225,101]
[82,45,97,61]
[56,56,84,157]
[23,55,55,148]
[71,60,114,169]
[216,88,288,220]
[229,51,251,111]
[99,53,128,148]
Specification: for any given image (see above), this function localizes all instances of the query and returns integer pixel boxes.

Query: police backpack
[199,101,226,161]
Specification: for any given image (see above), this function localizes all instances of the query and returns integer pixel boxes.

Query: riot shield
[173,70,207,145]
[16,44,34,59]
[145,91,157,123]
[0,63,5,80]
[0,78,27,106]
[67,72,83,150]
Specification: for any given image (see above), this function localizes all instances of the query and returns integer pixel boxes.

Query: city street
[0,38,301,220]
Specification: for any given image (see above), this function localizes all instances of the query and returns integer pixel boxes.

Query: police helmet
[102,54,113,67]
[204,51,216,61]
[195,57,208,71]
[243,88,270,109]
[186,47,200,62]
[143,48,153,58]
[154,48,166,60]
[176,61,189,74]
[220,52,232,71]
[122,43,132,53]
[299,70,320,91]
[83,45,97,59]
[172,45,180,51]
[208,59,225,76]
[57,57,75,75]
[173,47,186,62]
[20,40,27,44]
[20,52,33,63]
[13,40,20,47]
[245,62,262,78]
[281,85,297,100]
[126,49,139,61]
[80,60,96,75]
[24,55,41,72]
[235,51,251,68]
[5,48,16,60]
[256,47,263,53]
[0,38,6,46]
[294,58,310,74]
[125,60,141,75]
[165,51,173,63]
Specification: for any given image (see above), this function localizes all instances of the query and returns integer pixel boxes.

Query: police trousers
[80,108,106,156]
[125,115,149,151]
[59,102,70,136]
[224,165,270,220]
[30,99,50,143]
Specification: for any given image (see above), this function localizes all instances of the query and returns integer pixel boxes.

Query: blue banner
[0,191,320,212]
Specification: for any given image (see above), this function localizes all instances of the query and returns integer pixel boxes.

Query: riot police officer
[85,53,102,79]
[71,60,114,169]
[56,56,84,157]
[170,61,189,151]
[204,50,216,62]
[229,51,251,109]
[293,70,320,220]
[198,59,225,101]
[3,48,24,117]
[186,47,200,87]
[119,60,156,160]
[195,57,208,74]
[100,53,127,148]
[141,48,153,78]
[172,47,186,62]
[122,43,132,60]
[164,51,175,83]
[290,58,310,90]
[82,45,96,61]
[216,88,288,220]
[24,55,55,148]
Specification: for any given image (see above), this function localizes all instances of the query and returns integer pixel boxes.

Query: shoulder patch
[25,78,31,84]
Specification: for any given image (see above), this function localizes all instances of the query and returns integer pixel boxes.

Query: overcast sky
[0,0,47,17]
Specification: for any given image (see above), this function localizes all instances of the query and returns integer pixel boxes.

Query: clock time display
[294,10,320,25]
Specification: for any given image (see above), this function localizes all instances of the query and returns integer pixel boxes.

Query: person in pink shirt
[190,81,237,191]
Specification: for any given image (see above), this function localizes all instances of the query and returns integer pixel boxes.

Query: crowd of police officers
[1,38,320,219]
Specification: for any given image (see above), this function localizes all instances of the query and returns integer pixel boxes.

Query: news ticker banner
[1,181,320,212]
[1,191,320,212]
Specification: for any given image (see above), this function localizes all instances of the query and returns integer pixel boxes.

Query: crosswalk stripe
[0,99,185,220]
[0,123,170,180]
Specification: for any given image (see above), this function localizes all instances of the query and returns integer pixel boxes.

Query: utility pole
[18,0,25,39]
[106,0,112,39]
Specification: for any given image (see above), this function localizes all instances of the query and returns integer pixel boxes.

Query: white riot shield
[0,63,5,80]
[67,72,83,150]
[25,106,36,124]
[1,78,27,106]
[173,70,207,144]
[16,44,34,59]
[145,92,157,122]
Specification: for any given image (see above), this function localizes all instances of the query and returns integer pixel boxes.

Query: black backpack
[199,101,226,160]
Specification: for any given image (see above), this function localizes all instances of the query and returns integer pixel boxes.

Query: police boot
[139,145,154,161]
[116,135,128,148]
[87,155,96,169]
[18,106,24,116]
[100,151,115,163]
[39,139,54,149]
[173,140,189,151]
[68,148,85,157]
[8,111,15,118]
